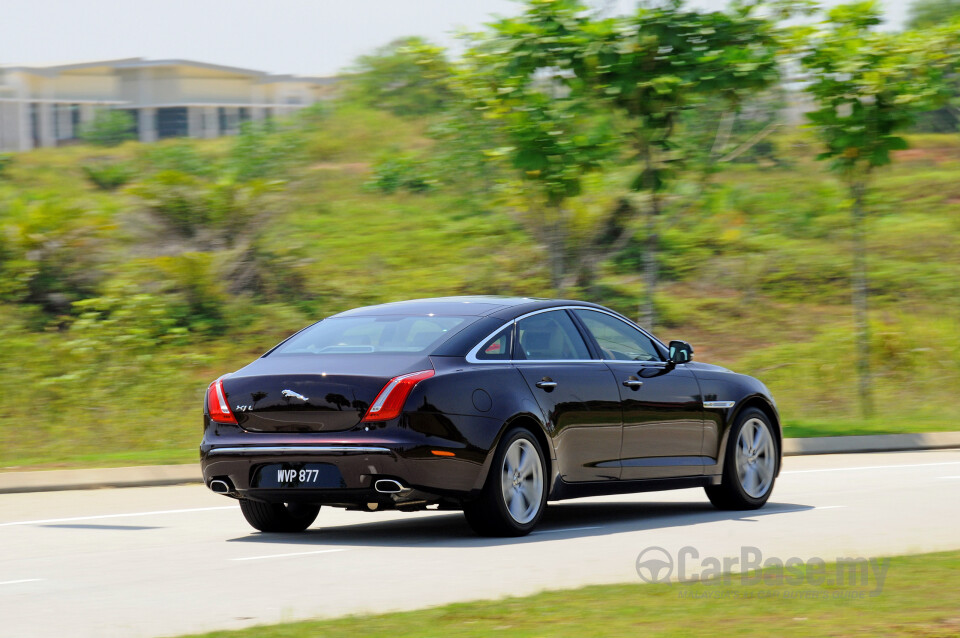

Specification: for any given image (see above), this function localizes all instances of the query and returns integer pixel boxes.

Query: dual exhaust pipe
[210,477,407,495]
[209,479,232,494]
[374,479,408,494]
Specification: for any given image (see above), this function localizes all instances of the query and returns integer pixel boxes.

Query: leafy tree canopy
[345,36,453,116]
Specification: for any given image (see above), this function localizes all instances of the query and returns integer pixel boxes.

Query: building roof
[1,57,335,84]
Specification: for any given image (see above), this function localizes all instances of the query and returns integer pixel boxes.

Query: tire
[238,499,320,533]
[705,407,778,510]
[463,427,547,537]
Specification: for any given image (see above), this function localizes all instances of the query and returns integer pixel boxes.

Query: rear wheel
[238,499,320,533]
[463,428,547,537]
[705,407,778,510]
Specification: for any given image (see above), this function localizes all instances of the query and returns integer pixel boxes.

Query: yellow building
[0,58,337,151]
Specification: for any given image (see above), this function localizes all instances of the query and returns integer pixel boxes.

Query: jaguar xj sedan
[201,297,781,536]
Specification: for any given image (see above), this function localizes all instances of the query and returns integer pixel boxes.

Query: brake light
[206,378,237,424]
[362,370,435,422]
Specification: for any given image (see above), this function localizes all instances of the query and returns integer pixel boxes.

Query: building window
[156,107,188,138]
[70,104,81,137]
[30,103,40,148]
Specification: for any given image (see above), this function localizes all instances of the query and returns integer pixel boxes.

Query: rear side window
[476,325,513,360]
[274,315,469,355]
[516,310,592,361]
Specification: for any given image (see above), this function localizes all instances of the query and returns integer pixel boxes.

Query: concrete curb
[0,463,201,494]
[782,431,960,456]
[2,432,958,494]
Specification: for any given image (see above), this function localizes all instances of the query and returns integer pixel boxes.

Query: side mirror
[668,340,694,364]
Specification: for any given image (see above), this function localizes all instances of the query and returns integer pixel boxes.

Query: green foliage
[81,161,135,190]
[345,36,453,116]
[907,0,960,29]
[227,121,302,182]
[0,153,12,178]
[79,110,136,147]
[800,2,958,174]
[0,194,113,313]
[365,153,435,193]
[138,141,216,177]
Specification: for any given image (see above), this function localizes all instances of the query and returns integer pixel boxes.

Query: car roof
[332,296,609,319]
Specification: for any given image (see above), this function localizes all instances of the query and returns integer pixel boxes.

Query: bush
[365,153,434,193]
[81,161,135,190]
[138,142,215,177]
[79,110,136,147]
[0,153,12,178]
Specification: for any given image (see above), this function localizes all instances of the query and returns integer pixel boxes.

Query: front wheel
[239,499,320,533]
[463,428,547,537]
[705,408,778,510]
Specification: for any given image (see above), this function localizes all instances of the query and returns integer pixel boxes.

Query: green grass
[2,108,959,470]
[185,550,960,637]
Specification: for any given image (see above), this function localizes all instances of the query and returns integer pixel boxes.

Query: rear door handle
[622,378,643,390]
[535,378,557,391]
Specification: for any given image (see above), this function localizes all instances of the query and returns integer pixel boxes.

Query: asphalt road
[2,449,959,638]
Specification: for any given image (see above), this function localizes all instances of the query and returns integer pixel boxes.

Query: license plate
[252,463,345,489]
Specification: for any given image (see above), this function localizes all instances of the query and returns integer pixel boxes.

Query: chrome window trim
[207,446,392,456]
[465,305,668,365]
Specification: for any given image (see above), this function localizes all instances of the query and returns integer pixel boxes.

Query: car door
[513,309,622,482]
[571,309,705,480]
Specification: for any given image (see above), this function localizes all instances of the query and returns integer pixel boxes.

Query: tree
[458,0,615,291]
[589,1,780,328]
[79,110,135,147]
[345,36,453,116]
[799,1,959,417]
[907,0,960,29]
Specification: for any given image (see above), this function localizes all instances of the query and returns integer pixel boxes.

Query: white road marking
[0,506,237,528]
[0,579,43,586]
[532,526,603,535]
[783,461,960,475]
[231,549,347,561]
[938,476,960,479]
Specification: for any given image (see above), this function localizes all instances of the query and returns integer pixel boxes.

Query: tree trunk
[851,180,873,418]
[640,147,659,330]
[547,205,565,293]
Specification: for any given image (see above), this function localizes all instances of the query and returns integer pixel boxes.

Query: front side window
[573,309,661,362]
[516,310,591,361]
[274,315,469,355]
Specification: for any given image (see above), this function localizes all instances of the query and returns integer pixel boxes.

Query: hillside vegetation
[1,105,958,469]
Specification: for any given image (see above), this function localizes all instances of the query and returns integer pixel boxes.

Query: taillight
[362,370,435,422]
[206,378,238,424]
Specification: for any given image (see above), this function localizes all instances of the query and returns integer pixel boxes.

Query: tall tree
[907,0,960,29]
[589,1,780,329]
[458,0,614,291]
[799,1,959,417]
[346,36,453,116]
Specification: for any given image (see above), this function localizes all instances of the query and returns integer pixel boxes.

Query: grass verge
[186,550,960,637]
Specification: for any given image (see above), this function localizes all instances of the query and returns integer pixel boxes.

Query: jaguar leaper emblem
[281,389,309,402]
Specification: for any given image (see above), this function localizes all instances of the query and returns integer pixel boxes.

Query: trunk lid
[220,354,430,433]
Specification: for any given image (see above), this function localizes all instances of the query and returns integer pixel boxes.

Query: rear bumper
[200,420,494,505]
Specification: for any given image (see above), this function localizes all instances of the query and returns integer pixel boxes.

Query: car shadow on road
[226,499,814,548]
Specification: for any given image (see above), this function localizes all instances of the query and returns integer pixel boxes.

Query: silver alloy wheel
[500,438,544,524]
[735,417,776,498]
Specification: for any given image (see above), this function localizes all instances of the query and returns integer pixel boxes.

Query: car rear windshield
[272,315,471,355]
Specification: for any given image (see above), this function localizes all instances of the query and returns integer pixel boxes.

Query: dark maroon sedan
[201,297,781,536]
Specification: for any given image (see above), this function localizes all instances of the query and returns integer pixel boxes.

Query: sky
[2,0,911,78]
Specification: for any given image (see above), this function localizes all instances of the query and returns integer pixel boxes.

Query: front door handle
[622,377,643,390]
[535,378,558,391]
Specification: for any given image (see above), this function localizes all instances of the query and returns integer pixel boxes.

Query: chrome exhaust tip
[209,479,231,494]
[374,479,407,494]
